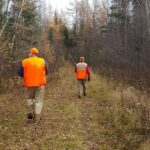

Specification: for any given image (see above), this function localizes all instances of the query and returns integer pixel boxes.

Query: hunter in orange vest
[75,57,90,98]
[18,48,47,123]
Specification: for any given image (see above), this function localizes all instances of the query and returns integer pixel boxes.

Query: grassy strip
[0,62,150,149]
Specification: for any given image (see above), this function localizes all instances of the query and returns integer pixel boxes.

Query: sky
[45,0,95,11]
[45,0,72,11]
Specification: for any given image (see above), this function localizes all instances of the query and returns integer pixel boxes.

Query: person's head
[80,56,85,62]
[28,47,39,57]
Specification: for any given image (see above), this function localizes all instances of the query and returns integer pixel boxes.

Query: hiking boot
[26,113,35,124]
[27,112,34,119]
[78,95,81,98]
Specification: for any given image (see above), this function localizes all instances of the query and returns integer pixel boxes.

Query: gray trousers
[77,80,87,97]
[27,86,44,115]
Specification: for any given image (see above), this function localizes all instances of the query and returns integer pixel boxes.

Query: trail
[0,63,150,150]
[0,63,103,149]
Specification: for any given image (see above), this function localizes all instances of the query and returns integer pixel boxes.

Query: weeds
[0,62,150,149]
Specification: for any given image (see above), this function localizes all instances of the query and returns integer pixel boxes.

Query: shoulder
[82,62,88,66]
[76,62,87,65]
[35,57,46,64]
[22,57,29,63]
[37,57,45,61]
[37,56,44,59]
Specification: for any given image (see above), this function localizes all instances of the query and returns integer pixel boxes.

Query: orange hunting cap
[29,47,39,54]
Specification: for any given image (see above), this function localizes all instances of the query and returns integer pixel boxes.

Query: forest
[0,0,150,149]
[1,0,150,89]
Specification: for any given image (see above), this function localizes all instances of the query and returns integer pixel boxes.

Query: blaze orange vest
[76,62,88,79]
[22,56,46,87]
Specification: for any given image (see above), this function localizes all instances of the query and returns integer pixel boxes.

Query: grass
[0,61,150,149]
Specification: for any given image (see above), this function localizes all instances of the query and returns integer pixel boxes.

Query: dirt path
[0,64,105,150]
[1,64,149,150]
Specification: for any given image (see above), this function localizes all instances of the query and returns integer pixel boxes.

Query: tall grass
[0,61,150,149]
[88,72,150,150]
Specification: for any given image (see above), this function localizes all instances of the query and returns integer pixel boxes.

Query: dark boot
[78,95,81,98]
[27,112,34,119]
[26,112,35,124]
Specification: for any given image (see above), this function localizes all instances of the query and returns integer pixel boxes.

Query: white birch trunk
[145,0,150,38]
[10,0,25,54]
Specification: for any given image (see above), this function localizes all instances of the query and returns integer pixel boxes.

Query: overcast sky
[45,0,72,10]
[44,0,96,11]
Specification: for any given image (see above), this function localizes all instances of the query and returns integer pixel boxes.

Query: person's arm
[18,64,24,77]
[44,60,48,75]
[86,65,90,81]
[74,64,77,73]
[45,63,48,75]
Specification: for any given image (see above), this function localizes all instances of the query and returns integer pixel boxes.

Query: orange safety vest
[76,62,88,79]
[22,56,46,87]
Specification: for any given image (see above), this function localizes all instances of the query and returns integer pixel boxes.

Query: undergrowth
[0,61,150,149]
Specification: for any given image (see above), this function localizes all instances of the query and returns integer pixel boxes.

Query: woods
[49,0,150,88]
[1,0,150,90]
[1,0,150,149]
[0,0,53,92]
[61,0,150,88]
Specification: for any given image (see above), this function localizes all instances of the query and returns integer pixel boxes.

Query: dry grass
[0,61,150,149]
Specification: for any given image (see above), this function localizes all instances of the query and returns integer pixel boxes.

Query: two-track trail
[1,62,149,150]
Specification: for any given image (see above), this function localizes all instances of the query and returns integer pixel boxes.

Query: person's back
[76,62,88,80]
[75,57,90,98]
[22,56,46,87]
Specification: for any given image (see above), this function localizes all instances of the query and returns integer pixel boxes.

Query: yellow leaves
[14,1,34,11]
[14,2,25,10]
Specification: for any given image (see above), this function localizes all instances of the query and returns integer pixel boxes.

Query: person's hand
[88,76,90,81]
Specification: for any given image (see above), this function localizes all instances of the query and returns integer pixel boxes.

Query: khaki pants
[77,80,87,97]
[27,86,44,115]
